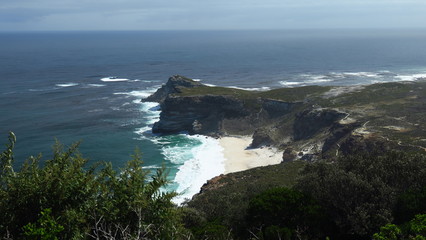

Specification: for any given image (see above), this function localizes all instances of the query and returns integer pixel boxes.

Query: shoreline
[219,136,283,174]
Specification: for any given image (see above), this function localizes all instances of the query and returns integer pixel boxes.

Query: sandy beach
[219,136,283,174]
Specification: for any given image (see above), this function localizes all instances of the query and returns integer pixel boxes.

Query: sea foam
[87,84,106,87]
[134,104,226,205]
[279,81,304,87]
[396,73,426,81]
[166,135,225,205]
[100,77,130,82]
[55,83,79,87]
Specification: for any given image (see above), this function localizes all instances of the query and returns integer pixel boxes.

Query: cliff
[143,75,426,161]
[142,75,203,103]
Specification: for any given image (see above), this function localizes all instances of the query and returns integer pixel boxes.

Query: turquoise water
[1,30,426,203]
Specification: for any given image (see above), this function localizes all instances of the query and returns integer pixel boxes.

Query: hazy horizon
[1,0,425,32]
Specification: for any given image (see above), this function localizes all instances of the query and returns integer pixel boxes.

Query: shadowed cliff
[144,75,426,162]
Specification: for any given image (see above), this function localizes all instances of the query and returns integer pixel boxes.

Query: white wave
[328,72,346,79]
[55,83,79,87]
[140,101,160,112]
[142,165,162,169]
[166,135,225,205]
[88,109,103,113]
[343,72,380,78]
[396,73,426,81]
[87,84,106,87]
[29,87,58,92]
[100,77,130,82]
[114,88,158,99]
[128,90,156,98]
[306,79,333,84]
[279,81,304,87]
[228,86,271,91]
[204,83,217,87]
[192,79,202,82]
[134,126,153,135]
[133,101,161,138]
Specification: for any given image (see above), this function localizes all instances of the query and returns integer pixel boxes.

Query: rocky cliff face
[152,95,250,135]
[142,75,203,103]
[143,76,426,162]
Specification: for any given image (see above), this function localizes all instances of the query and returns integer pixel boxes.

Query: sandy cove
[219,136,283,174]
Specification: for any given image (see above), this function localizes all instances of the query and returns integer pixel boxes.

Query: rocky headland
[143,75,426,239]
[143,75,426,163]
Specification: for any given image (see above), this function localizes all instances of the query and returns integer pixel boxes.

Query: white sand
[219,136,283,174]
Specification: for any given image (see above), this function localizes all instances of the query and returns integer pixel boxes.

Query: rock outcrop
[142,75,202,103]
[143,76,426,162]
[152,95,250,135]
[293,108,347,141]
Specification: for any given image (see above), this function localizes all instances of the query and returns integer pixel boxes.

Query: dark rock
[282,148,297,162]
[338,136,391,156]
[321,122,361,154]
[250,129,274,148]
[261,99,299,118]
[142,75,202,103]
[293,108,347,141]
[152,95,250,135]
[192,120,203,133]
[300,154,317,162]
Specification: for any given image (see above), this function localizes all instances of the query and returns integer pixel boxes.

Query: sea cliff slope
[144,75,426,162]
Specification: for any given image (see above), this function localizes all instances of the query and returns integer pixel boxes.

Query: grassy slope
[179,80,426,149]
[187,161,306,225]
[177,85,332,102]
[185,80,426,236]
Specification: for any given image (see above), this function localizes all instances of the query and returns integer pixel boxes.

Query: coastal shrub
[0,132,186,239]
[373,214,426,240]
[186,161,305,238]
[394,186,426,224]
[246,187,328,240]
[22,208,64,240]
[296,150,426,239]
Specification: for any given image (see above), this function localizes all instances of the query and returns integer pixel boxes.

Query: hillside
[144,75,426,162]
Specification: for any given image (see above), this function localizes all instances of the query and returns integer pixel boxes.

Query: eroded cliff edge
[143,75,426,162]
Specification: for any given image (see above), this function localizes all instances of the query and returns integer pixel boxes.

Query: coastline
[219,136,283,174]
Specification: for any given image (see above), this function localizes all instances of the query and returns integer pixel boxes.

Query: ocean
[1,29,426,203]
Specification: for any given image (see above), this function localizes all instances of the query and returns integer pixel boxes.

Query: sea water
[1,30,426,204]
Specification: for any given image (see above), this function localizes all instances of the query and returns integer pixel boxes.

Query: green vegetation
[186,160,305,237]
[373,214,426,240]
[177,85,331,102]
[23,208,64,240]
[188,150,426,240]
[246,187,327,240]
[296,150,426,239]
[0,132,186,239]
[1,132,425,239]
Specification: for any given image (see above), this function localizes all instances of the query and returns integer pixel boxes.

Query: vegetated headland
[141,75,426,239]
[144,75,426,161]
[1,74,425,239]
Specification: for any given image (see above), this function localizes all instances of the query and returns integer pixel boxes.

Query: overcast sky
[0,0,425,31]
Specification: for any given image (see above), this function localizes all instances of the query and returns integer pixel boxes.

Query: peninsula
[141,75,426,239]
[143,75,426,163]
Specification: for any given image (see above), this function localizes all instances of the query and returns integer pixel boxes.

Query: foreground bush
[0,132,186,239]
[246,187,328,240]
[296,150,426,239]
[373,214,426,240]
